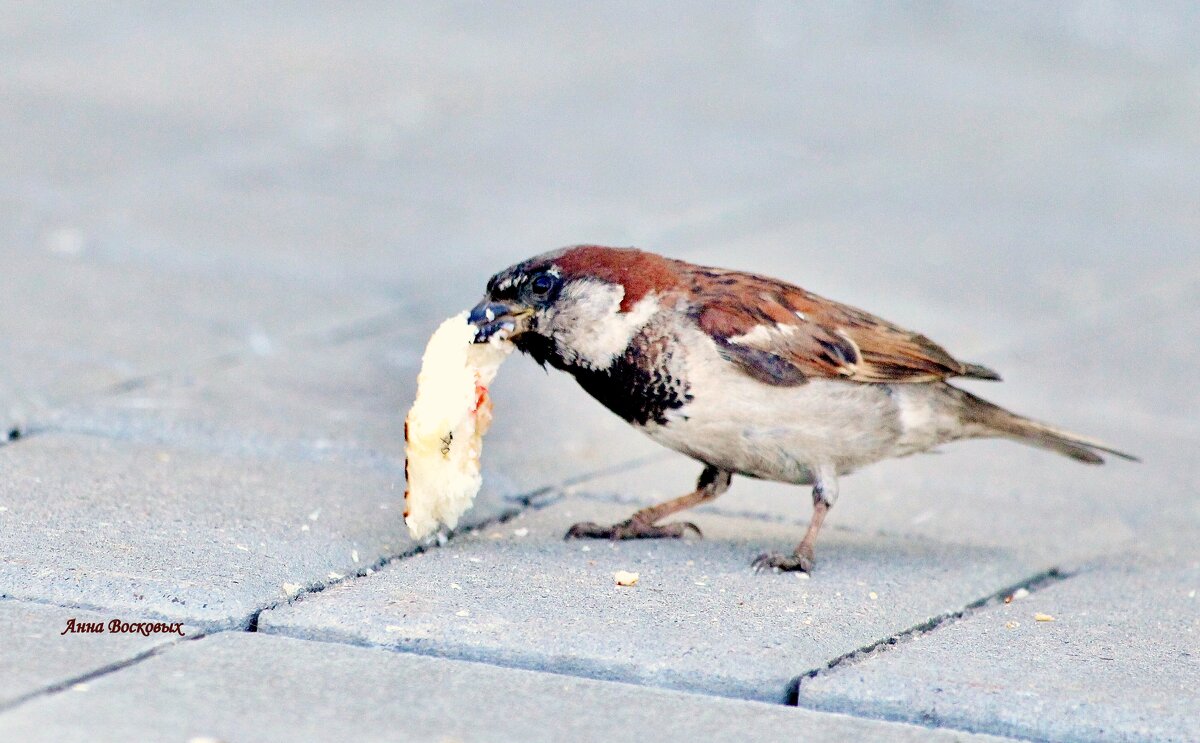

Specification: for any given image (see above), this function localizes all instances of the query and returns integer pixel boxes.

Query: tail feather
[961,362,1003,381]
[960,391,1139,465]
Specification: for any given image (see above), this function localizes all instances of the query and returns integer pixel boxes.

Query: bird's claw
[667,521,703,539]
[752,551,814,573]
[564,519,702,540]
[564,521,609,539]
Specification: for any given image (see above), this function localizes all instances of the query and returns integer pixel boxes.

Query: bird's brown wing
[685,267,1000,386]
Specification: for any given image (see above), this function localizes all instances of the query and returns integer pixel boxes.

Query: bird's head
[468,245,680,370]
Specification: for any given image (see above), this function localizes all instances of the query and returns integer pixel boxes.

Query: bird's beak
[467,299,533,343]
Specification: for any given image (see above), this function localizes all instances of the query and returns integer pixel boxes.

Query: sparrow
[467,245,1137,572]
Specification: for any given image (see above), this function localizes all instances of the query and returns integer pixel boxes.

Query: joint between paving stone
[0,425,27,448]
[0,629,208,715]
[0,449,763,712]
[0,593,163,624]
[240,503,524,631]
[554,453,674,489]
[239,469,635,633]
[238,458,678,644]
[787,566,1071,707]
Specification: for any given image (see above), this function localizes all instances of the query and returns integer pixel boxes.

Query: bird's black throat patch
[514,330,691,426]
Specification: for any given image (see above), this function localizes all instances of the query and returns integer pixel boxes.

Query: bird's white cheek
[547,285,659,369]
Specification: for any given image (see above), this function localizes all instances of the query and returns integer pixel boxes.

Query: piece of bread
[404,313,513,540]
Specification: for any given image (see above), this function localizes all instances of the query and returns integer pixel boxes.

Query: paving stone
[0,434,431,631]
[0,632,1016,743]
[0,599,187,709]
[795,560,1200,743]
[0,247,395,432]
[4,4,1194,329]
[984,271,1200,446]
[259,496,1042,703]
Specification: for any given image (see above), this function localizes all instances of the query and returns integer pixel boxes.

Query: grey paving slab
[0,631,1015,743]
[982,271,1200,446]
[3,4,1195,335]
[0,434,434,631]
[796,560,1200,743]
[259,496,1043,703]
[0,246,396,433]
[0,599,188,709]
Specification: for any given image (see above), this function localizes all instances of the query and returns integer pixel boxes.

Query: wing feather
[685,266,999,385]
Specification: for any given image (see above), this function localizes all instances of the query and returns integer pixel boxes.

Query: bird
[466,245,1137,572]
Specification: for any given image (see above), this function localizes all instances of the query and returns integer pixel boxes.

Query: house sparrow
[467,245,1137,572]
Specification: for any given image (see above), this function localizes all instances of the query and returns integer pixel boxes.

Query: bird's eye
[529,273,557,298]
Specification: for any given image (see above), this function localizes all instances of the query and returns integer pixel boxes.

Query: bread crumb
[1034,612,1056,622]
[614,570,639,587]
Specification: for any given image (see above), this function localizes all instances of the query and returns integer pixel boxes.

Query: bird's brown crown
[546,245,681,312]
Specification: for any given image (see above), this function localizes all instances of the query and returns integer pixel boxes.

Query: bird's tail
[959,390,1139,465]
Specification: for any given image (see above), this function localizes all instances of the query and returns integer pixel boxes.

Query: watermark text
[61,618,185,637]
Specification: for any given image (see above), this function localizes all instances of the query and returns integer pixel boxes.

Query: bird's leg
[565,465,732,540]
[753,467,838,572]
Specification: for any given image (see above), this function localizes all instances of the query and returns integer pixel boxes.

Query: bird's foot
[564,518,702,540]
[752,549,814,573]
